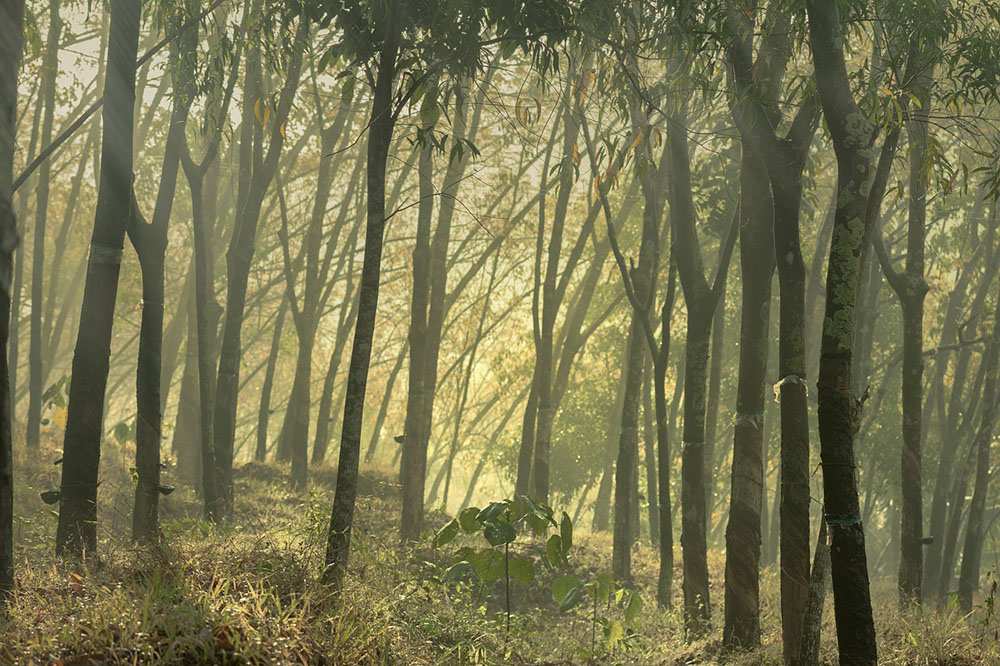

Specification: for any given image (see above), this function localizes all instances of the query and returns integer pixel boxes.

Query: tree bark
[956,280,1000,612]
[214,18,307,511]
[805,1,879,662]
[723,146,773,650]
[323,0,401,587]
[26,0,61,452]
[666,98,737,636]
[254,299,287,461]
[0,0,25,601]
[126,39,187,539]
[55,0,141,558]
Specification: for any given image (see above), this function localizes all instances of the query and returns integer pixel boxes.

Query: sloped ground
[1,437,997,664]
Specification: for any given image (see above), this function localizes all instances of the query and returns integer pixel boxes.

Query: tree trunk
[255,299,287,461]
[172,304,201,488]
[26,0,61,451]
[704,291,725,522]
[0,0,25,600]
[214,19,306,513]
[723,147,773,650]
[806,1,879,662]
[923,211,991,596]
[643,360,659,546]
[399,87,437,539]
[55,0,141,558]
[666,97,735,636]
[533,64,583,505]
[956,281,1000,611]
[594,342,628,532]
[655,267,678,608]
[798,521,830,666]
[127,57,186,539]
[323,2,400,588]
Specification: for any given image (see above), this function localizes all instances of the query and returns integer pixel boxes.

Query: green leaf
[507,555,535,584]
[604,619,625,646]
[442,561,474,582]
[524,510,549,534]
[468,549,506,582]
[484,520,516,546]
[432,519,460,548]
[458,507,482,533]
[595,573,613,604]
[419,98,440,127]
[476,501,508,523]
[341,76,355,101]
[559,584,584,612]
[560,512,573,551]
[552,575,579,604]
[546,534,568,569]
[623,590,644,625]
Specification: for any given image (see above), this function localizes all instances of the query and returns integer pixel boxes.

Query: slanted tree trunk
[172,300,201,487]
[643,361,659,546]
[214,17,307,511]
[314,264,361,465]
[255,300,287,461]
[126,44,188,539]
[805,1,879,662]
[323,1,401,588]
[0,0,25,601]
[798,521,831,666]
[925,206,997,598]
[726,6,819,652]
[666,97,737,636]
[364,341,406,463]
[723,146,773,650]
[957,282,1000,612]
[608,117,657,585]
[55,0,141,558]
[26,0,61,452]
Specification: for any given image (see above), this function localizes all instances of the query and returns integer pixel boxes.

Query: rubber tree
[805,0,879,663]
[957,279,1000,612]
[666,94,739,635]
[178,1,243,522]
[400,73,493,539]
[276,78,357,488]
[724,4,818,658]
[214,15,308,513]
[0,0,25,601]
[125,23,191,540]
[317,0,571,586]
[54,0,142,558]
[26,0,61,451]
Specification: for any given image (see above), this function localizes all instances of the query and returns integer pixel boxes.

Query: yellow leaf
[279,121,287,140]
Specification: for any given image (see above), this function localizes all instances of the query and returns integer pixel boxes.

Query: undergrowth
[1,437,998,664]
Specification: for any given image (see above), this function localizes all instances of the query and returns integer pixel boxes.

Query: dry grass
[2,436,998,664]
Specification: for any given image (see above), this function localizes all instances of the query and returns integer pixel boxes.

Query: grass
[2,437,998,664]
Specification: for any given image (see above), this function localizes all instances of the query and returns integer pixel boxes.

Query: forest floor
[1,438,998,665]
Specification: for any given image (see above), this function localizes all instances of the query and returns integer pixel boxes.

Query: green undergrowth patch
[3,440,1000,664]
